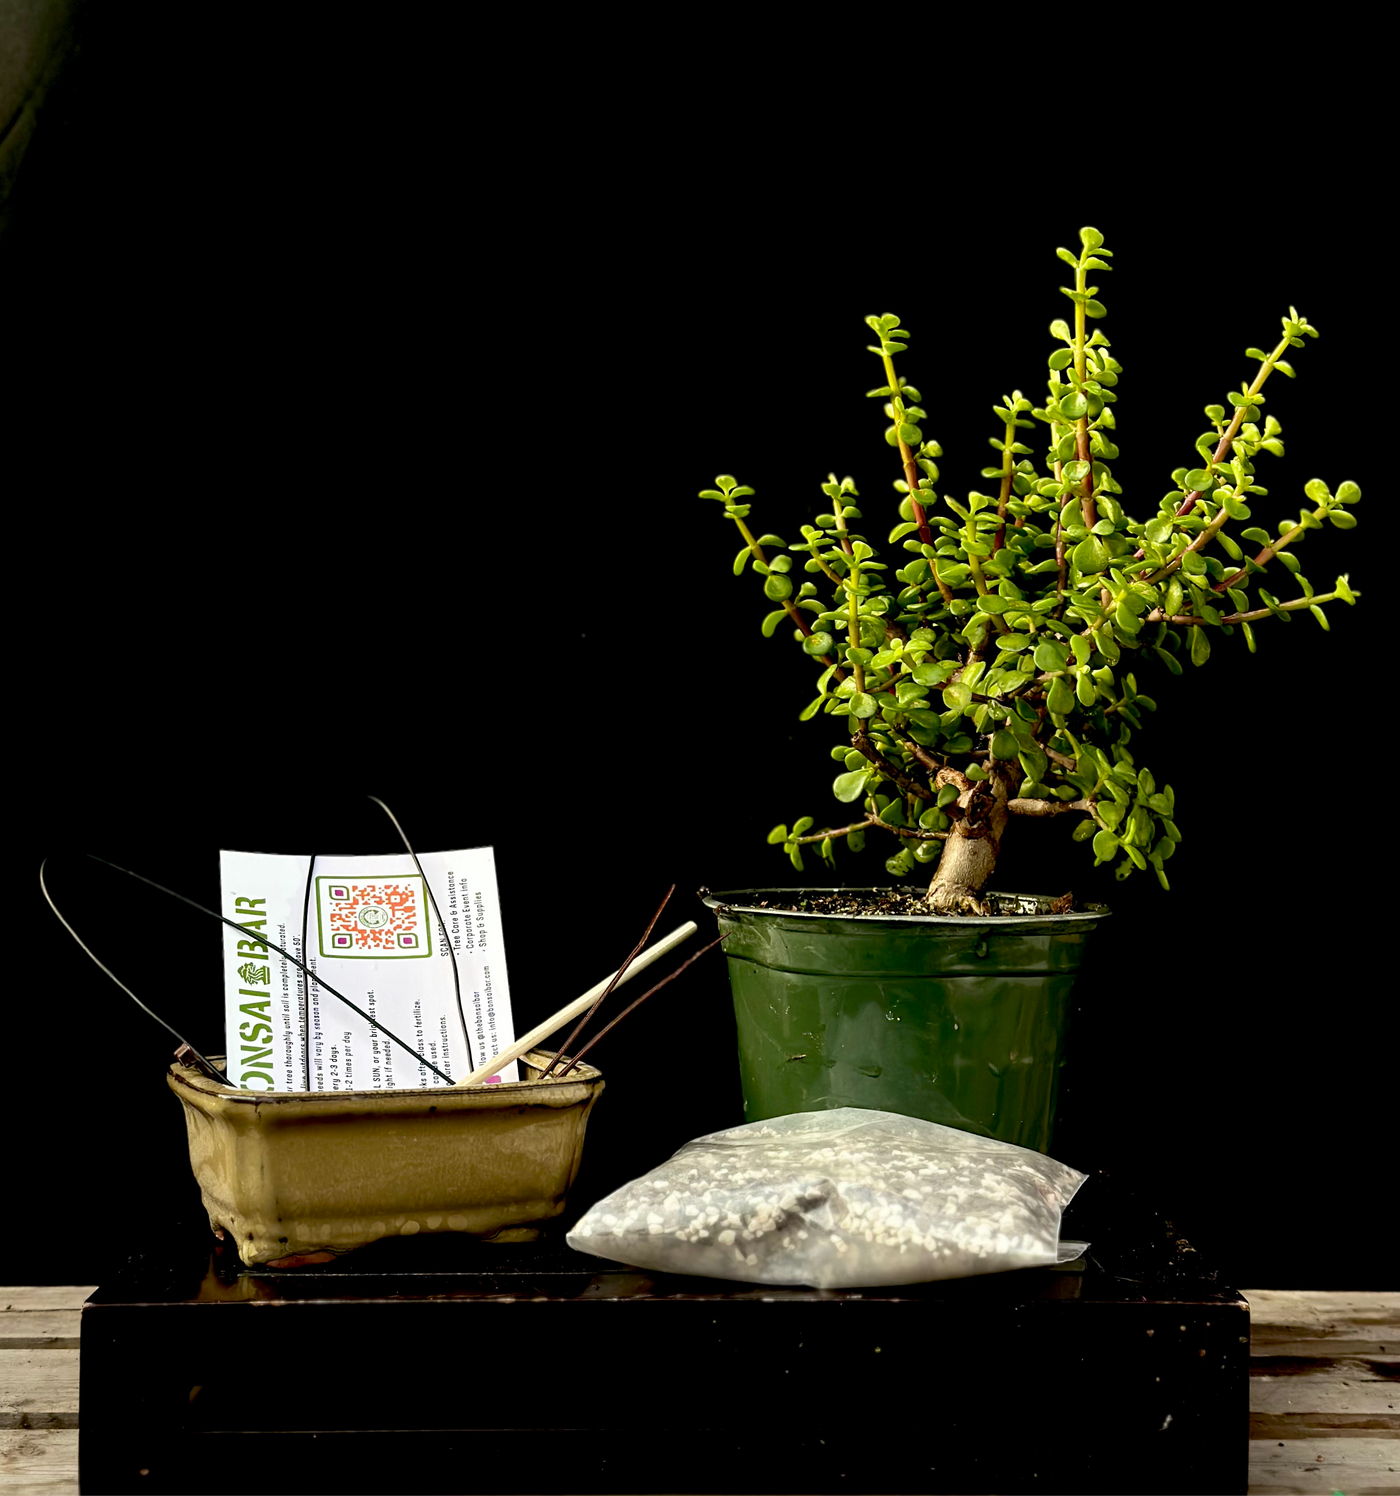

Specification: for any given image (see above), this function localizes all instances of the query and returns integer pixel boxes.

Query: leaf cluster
[702,231,1361,890]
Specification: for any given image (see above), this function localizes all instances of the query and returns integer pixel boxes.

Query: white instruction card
[219,847,517,1091]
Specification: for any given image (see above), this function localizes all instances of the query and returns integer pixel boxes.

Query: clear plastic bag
[568,1107,1087,1288]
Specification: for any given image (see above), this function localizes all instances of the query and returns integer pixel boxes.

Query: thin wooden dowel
[453,922,698,1086]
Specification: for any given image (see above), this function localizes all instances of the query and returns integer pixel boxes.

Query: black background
[8,14,1390,1288]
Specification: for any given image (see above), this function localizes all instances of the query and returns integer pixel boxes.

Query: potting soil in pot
[568,1107,1087,1288]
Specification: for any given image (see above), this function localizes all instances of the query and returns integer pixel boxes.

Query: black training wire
[39,858,228,1085]
[299,853,315,1091]
[367,796,476,1076]
[557,935,726,1077]
[79,854,456,1086]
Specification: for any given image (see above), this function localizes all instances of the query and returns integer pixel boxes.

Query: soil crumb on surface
[705,889,1078,918]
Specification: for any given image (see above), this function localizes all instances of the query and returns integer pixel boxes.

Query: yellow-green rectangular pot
[168,1051,604,1267]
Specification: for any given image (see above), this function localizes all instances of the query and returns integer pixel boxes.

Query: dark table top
[84,1169,1239,1311]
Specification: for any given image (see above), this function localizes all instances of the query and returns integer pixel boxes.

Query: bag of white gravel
[567,1107,1088,1288]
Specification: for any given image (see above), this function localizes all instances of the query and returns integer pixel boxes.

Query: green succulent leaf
[1059,391,1088,421]
[763,573,794,602]
[1047,675,1076,715]
[942,682,974,711]
[1072,537,1110,574]
[913,660,960,686]
[832,770,868,803]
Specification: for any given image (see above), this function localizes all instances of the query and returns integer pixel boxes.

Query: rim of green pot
[702,887,1110,931]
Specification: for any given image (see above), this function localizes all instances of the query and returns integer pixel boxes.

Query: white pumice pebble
[566,1107,1086,1290]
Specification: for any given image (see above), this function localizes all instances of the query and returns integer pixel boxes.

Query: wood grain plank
[1250,1433,1400,1494]
[0,1290,94,1314]
[1252,1413,1400,1438]
[0,1313,79,1351]
[1246,1292,1400,1375]
[0,1351,78,1430]
[0,1429,79,1495]
[1253,1370,1398,1416]
[1246,1290,1400,1329]
[1255,1336,1397,1358]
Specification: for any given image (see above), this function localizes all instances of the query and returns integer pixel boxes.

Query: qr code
[316,875,431,959]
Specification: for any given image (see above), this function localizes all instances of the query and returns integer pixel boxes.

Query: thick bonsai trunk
[925,764,1019,915]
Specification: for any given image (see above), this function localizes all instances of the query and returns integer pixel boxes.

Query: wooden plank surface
[1250,1435,1400,1495]
[1250,1290,1399,1358]
[0,1350,79,1430]
[1245,1289,1400,1495]
[0,1313,79,1351]
[1251,1372,1397,1416]
[0,1294,83,1495]
[0,1289,93,1313]
[0,1429,79,1495]
[0,1291,88,1356]
[0,1289,87,1453]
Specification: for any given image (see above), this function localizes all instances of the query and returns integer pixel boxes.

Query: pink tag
[484,1075,502,1084]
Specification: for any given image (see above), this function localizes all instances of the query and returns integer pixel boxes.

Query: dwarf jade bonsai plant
[703,227,1360,914]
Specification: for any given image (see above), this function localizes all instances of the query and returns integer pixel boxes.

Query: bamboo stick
[453,922,698,1086]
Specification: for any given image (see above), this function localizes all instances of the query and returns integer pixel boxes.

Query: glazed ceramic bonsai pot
[704,888,1108,1153]
[168,1050,604,1266]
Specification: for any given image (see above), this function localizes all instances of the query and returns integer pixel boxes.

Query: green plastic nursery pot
[703,889,1108,1153]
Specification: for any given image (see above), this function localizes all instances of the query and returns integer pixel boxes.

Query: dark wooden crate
[79,1173,1248,1494]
